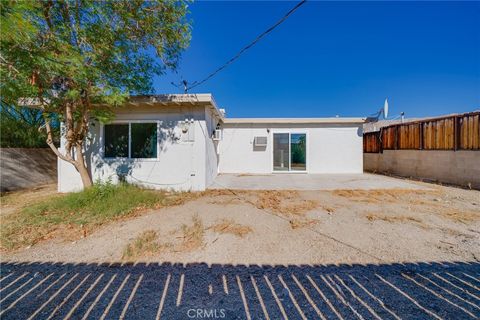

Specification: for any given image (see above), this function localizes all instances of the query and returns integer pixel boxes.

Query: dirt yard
[0,184,58,217]
[2,181,479,265]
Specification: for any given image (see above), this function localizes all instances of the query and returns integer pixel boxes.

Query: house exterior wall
[57,101,364,192]
[219,123,363,174]
[58,106,208,192]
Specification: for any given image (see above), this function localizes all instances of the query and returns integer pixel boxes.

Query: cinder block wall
[364,150,480,189]
[0,148,57,192]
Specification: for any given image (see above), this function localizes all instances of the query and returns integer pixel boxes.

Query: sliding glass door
[273,133,306,172]
[273,133,290,171]
[291,133,306,171]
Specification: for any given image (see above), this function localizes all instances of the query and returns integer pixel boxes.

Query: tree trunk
[42,109,94,189]
[75,145,93,188]
[37,82,95,189]
[75,161,93,188]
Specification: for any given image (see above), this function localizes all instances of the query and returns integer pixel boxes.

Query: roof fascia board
[222,118,367,124]
[127,93,224,120]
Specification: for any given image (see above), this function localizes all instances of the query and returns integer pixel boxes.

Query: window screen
[131,123,157,158]
[104,124,128,157]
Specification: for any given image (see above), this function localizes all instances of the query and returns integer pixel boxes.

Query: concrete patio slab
[208,173,430,190]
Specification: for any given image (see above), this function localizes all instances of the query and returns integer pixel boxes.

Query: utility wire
[185,0,307,91]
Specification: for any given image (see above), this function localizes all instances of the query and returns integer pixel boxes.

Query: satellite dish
[383,98,389,119]
[365,98,390,123]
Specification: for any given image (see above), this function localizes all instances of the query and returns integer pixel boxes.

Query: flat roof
[126,95,366,124]
[223,117,367,124]
[125,93,225,120]
[20,93,226,119]
[129,93,216,105]
[24,92,366,124]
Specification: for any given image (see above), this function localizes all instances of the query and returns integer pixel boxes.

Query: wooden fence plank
[364,111,480,153]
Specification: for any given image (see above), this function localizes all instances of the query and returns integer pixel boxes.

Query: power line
[170,79,189,93]
[184,0,307,91]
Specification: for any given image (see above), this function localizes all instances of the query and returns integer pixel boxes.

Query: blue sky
[153,1,480,119]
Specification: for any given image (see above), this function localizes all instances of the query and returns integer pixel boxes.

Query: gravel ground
[1,260,479,319]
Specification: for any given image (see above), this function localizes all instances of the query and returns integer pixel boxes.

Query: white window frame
[101,120,160,161]
[271,130,308,173]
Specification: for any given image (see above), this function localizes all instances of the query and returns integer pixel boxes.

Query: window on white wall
[104,124,128,158]
[104,122,157,159]
[131,123,157,158]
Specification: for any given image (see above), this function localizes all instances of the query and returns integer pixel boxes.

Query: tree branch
[43,112,76,165]
[37,83,75,165]
[42,0,54,32]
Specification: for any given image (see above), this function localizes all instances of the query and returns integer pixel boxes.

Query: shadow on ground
[0,261,479,319]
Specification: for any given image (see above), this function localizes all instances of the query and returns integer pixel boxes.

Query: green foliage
[0,105,59,147]
[0,182,187,250]
[0,0,191,122]
[22,182,161,223]
[0,0,191,187]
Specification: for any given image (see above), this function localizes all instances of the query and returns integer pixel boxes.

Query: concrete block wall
[0,148,57,192]
[364,150,480,189]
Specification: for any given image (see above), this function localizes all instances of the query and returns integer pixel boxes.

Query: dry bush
[202,189,326,215]
[365,213,428,229]
[156,191,204,207]
[289,218,319,229]
[404,197,479,224]
[122,230,162,260]
[439,209,480,224]
[207,197,243,206]
[255,191,317,216]
[255,190,284,211]
[211,219,253,238]
[121,216,207,261]
[178,215,205,251]
[200,189,237,197]
[321,206,335,214]
[201,189,244,205]
[365,212,421,223]
[333,189,440,204]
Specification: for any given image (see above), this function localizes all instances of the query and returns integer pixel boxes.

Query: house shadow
[0,260,479,319]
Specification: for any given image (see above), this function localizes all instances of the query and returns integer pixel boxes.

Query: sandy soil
[2,182,480,266]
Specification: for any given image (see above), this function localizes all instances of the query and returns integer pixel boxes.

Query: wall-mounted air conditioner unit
[213,129,222,141]
[254,136,267,147]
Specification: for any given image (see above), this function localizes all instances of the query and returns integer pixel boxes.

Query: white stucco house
[58,94,366,192]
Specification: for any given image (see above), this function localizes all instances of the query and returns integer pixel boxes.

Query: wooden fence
[364,111,480,153]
